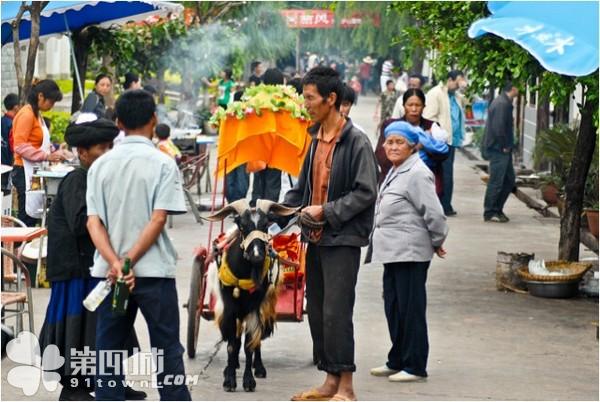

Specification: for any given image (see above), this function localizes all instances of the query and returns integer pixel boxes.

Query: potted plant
[539,174,563,206]
[583,153,599,238]
[533,124,577,208]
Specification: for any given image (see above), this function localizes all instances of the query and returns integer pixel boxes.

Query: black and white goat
[206,199,296,392]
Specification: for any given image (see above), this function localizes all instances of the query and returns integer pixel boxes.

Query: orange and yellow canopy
[216,110,312,177]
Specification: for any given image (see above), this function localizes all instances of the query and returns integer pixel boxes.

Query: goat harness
[218,250,273,298]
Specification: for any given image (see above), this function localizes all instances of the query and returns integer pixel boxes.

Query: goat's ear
[202,205,237,221]
[201,199,250,221]
[256,199,298,216]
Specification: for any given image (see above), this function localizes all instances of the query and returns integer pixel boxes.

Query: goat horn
[256,199,299,216]
[202,199,250,221]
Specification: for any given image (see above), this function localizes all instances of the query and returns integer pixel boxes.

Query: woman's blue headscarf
[383,121,423,146]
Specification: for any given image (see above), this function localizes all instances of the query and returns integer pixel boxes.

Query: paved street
[2,94,598,401]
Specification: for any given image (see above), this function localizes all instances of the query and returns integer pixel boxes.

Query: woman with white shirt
[366,120,448,383]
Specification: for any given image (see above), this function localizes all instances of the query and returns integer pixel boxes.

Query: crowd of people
[0,48,520,400]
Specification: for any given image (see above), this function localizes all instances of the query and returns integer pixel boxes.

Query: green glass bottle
[112,257,131,315]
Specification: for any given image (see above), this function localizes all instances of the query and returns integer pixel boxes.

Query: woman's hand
[435,246,447,258]
[47,152,65,163]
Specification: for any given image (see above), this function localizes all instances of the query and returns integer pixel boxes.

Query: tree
[11,1,49,103]
[392,1,599,261]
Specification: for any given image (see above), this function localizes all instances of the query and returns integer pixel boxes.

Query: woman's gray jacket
[367,152,448,263]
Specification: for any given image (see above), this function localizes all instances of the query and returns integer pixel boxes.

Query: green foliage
[533,124,578,189]
[55,79,95,96]
[42,111,70,144]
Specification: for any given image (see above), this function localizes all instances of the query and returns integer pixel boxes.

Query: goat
[205,199,296,392]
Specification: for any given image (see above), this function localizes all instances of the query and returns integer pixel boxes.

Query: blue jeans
[225,164,249,203]
[440,146,456,214]
[95,278,191,401]
[383,261,430,377]
[483,149,515,219]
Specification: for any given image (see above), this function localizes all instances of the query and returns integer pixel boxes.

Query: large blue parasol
[1,1,183,45]
[468,1,599,77]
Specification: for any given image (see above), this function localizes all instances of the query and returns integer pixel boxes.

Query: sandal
[291,388,335,401]
[329,394,357,401]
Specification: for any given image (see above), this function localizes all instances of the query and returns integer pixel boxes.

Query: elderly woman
[367,120,449,383]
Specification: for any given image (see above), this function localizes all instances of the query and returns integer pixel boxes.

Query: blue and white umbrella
[1,1,183,45]
[1,1,182,100]
[468,1,599,77]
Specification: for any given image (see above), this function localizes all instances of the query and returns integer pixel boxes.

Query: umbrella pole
[63,15,84,103]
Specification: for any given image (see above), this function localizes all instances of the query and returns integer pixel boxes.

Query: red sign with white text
[280,9,335,29]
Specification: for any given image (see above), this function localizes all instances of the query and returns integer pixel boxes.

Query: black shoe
[445,210,457,217]
[498,213,510,222]
[59,387,94,401]
[485,214,507,223]
[125,386,147,400]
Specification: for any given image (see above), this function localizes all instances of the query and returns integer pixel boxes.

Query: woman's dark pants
[383,261,430,377]
[11,166,38,226]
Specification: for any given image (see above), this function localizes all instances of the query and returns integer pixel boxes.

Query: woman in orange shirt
[12,80,65,225]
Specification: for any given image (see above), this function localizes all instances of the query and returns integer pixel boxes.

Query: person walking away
[379,57,394,93]
[423,70,467,216]
[80,74,113,119]
[2,93,19,192]
[374,80,399,129]
[250,68,285,206]
[367,120,448,383]
[155,123,182,164]
[287,67,378,401]
[12,80,66,226]
[86,90,191,400]
[483,82,519,222]
[39,117,146,401]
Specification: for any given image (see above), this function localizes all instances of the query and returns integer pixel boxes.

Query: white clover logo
[6,331,64,396]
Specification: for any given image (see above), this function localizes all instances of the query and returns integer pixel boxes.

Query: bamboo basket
[518,261,592,282]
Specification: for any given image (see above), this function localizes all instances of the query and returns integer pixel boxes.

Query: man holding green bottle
[87,90,191,400]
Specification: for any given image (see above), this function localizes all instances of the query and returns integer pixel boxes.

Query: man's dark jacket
[47,168,94,281]
[284,118,378,247]
[483,92,514,153]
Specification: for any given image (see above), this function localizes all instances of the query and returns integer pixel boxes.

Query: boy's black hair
[301,66,343,110]
[155,123,171,139]
[27,80,63,117]
[386,79,394,86]
[223,69,233,80]
[447,70,464,81]
[115,90,156,130]
[341,83,356,105]
[3,93,19,111]
[263,68,284,85]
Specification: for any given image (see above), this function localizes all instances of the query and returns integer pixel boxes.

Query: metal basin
[525,279,581,298]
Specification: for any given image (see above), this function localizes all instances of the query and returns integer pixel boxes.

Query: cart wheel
[186,255,204,358]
